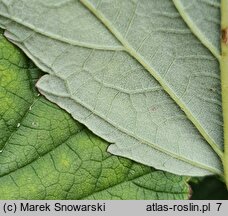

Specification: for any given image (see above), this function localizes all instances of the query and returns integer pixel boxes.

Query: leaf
[173,0,221,60]
[0,33,190,199]
[0,0,223,177]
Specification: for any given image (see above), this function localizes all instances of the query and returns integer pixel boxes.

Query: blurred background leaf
[190,176,228,200]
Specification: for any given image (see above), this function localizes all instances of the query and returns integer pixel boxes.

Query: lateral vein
[80,0,223,159]
[0,13,125,51]
[173,0,221,61]
[38,85,223,176]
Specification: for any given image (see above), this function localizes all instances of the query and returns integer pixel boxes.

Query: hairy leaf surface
[0,33,190,199]
[0,0,223,176]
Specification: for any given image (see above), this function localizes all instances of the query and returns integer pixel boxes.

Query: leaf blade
[38,76,222,176]
[80,0,223,158]
[173,0,221,60]
[0,0,223,176]
[0,33,190,199]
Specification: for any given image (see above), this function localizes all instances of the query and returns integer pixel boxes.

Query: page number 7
[216,203,222,211]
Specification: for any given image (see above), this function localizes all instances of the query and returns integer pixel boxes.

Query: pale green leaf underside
[0,33,189,199]
[173,0,221,60]
[0,0,223,176]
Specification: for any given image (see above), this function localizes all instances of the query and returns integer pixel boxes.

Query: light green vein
[0,14,124,51]
[80,172,189,199]
[173,0,221,61]
[80,0,223,160]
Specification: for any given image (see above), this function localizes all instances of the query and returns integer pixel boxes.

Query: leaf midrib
[79,0,223,159]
